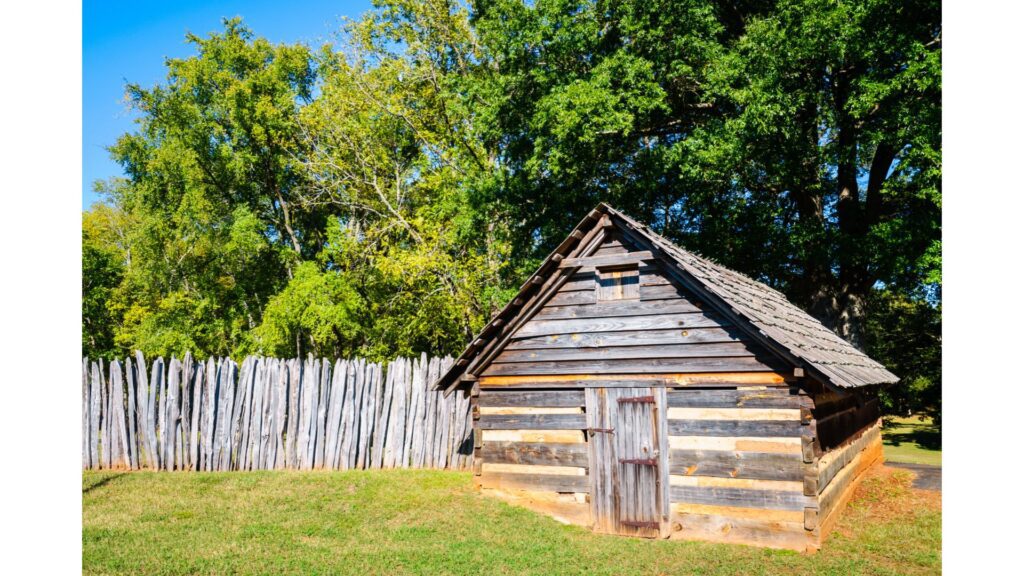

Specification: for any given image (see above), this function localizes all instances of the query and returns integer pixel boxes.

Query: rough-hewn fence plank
[81,352,470,471]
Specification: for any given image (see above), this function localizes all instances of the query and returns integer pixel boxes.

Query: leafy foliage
[254,260,363,357]
[471,0,940,346]
[88,13,512,361]
[867,290,942,424]
[83,1,940,418]
[96,20,316,358]
[82,203,127,358]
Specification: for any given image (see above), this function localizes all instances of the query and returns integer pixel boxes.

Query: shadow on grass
[883,420,942,451]
[83,472,127,495]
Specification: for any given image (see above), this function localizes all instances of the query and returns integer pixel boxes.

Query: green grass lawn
[882,415,942,466]
[83,467,940,576]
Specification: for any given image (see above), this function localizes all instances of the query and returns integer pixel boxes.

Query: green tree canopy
[470,0,940,348]
[84,1,940,418]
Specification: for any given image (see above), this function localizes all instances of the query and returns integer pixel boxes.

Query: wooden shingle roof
[435,204,898,393]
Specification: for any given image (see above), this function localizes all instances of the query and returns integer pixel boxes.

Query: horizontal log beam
[481,429,586,444]
[558,251,654,269]
[639,284,687,301]
[668,419,805,438]
[672,502,804,524]
[478,413,587,430]
[670,449,804,481]
[506,328,747,351]
[478,407,582,415]
[512,312,731,339]
[667,407,801,421]
[483,357,787,377]
[670,474,802,492]
[670,484,814,511]
[478,390,585,408]
[479,372,790,387]
[479,471,590,493]
[673,512,811,551]
[668,436,802,454]
[481,441,589,468]
[534,299,701,320]
[494,342,764,364]
[667,388,808,409]
[481,463,585,476]
[545,291,596,307]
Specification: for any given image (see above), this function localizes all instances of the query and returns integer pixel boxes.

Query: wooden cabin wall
[665,383,885,551]
[472,387,592,524]
[811,387,882,451]
[803,383,885,547]
[470,380,886,552]
[481,236,790,379]
[665,384,818,550]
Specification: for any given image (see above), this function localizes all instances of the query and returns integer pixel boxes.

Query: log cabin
[434,204,897,552]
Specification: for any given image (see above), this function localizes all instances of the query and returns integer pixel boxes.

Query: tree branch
[865,141,898,227]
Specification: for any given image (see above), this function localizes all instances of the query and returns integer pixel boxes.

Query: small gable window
[597,265,640,301]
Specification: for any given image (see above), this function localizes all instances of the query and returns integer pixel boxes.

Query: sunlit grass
[84,467,940,575]
[883,415,941,466]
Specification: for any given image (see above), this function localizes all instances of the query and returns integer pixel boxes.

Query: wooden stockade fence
[82,352,472,471]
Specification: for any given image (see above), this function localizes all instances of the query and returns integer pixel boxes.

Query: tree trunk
[834,290,867,351]
[803,281,869,351]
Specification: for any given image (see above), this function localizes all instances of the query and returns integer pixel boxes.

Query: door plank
[586,387,669,538]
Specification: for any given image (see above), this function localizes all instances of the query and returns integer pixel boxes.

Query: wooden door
[586,387,670,538]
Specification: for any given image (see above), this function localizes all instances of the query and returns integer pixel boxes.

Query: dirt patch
[833,465,941,539]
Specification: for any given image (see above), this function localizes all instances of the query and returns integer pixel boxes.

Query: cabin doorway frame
[586,387,671,538]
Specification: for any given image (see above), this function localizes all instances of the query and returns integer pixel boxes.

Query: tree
[86,13,515,360]
[287,0,516,358]
[254,260,363,357]
[83,3,941,419]
[470,0,941,350]
[866,290,941,424]
[99,19,319,357]
[82,202,128,358]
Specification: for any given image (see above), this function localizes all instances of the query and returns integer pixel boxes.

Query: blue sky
[83,0,372,209]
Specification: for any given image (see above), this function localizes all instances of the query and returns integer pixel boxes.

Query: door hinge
[619,458,659,466]
[617,395,655,404]
[587,427,615,436]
